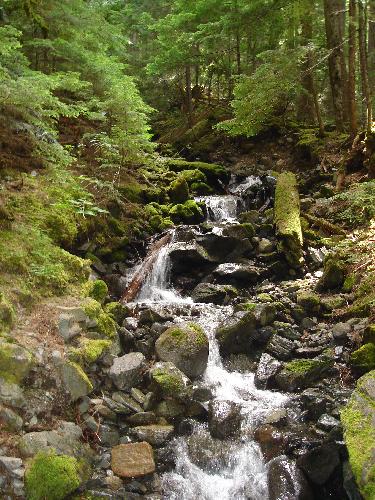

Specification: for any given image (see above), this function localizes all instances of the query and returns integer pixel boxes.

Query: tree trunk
[236,30,241,75]
[359,0,373,134]
[185,64,193,127]
[298,3,324,135]
[323,0,347,130]
[348,0,358,137]
[368,0,375,99]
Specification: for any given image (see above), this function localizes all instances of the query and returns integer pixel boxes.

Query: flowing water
[132,178,288,500]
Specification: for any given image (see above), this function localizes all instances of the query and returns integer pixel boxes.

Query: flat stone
[254,353,282,389]
[61,361,93,401]
[126,412,158,426]
[111,442,155,478]
[266,334,295,361]
[109,353,145,391]
[132,425,174,446]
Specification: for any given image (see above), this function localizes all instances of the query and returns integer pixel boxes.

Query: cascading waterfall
[132,177,288,499]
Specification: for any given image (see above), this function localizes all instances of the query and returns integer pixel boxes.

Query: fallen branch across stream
[121,232,172,303]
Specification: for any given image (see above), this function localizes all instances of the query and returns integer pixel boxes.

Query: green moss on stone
[274,172,303,268]
[257,293,273,303]
[86,280,108,303]
[317,256,346,291]
[296,291,321,313]
[363,325,375,344]
[350,344,375,373]
[169,200,204,224]
[152,368,185,398]
[25,451,82,500]
[168,176,189,204]
[341,371,375,500]
[70,339,112,365]
[0,340,34,383]
[104,302,130,324]
[284,358,326,375]
[83,299,117,338]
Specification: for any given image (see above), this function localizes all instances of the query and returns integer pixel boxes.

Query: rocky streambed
[1,173,372,499]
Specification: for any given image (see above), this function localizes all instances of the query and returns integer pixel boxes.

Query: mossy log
[274,172,304,268]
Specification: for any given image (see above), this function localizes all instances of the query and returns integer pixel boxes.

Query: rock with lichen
[155,323,209,378]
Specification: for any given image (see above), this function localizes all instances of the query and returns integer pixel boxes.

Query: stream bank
[1,160,374,500]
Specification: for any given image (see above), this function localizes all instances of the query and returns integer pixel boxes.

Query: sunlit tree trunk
[323,0,347,130]
[359,0,373,133]
[348,0,358,136]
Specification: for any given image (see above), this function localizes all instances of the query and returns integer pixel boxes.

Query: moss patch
[25,451,82,500]
[85,280,108,303]
[350,344,375,374]
[69,338,112,365]
[341,371,375,499]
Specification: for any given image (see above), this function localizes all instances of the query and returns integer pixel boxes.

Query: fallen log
[303,213,346,236]
[274,172,304,268]
[121,233,172,303]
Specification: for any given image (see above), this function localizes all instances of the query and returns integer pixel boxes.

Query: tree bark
[185,64,193,127]
[359,0,373,134]
[368,0,375,100]
[348,0,358,137]
[298,3,324,135]
[323,0,347,130]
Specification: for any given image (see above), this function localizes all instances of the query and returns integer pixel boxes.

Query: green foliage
[25,451,82,500]
[330,181,375,228]
[219,49,303,137]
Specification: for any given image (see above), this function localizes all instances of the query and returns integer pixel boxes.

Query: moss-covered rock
[0,339,34,384]
[104,302,130,324]
[316,256,346,291]
[61,361,93,401]
[363,325,375,344]
[166,159,229,186]
[341,370,375,500]
[0,292,15,335]
[215,311,257,356]
[275,357,333,392]
[69,339,112,365]
[85,279,108,303]
[223,223,255,240]
[274,172,303,268]
[296,291,321,314]
[350,344,375,374]
[25,451,83,500]
[190,182,213,195]
[168,176,189,204]
[83,299,117,339]
[179,169,207,185]
[155,323,209,378]
[169,200,204,225]
[150,361,192,399]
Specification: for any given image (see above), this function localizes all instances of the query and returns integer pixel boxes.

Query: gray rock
[98,425,120,446]
[61,361,93,401]
[213,263,261,284]
[268,456,313,500]
[297,443,340,485]
[19,421,88,458]
[132,425,174,446]
[109,352,145,391]
[108,393,143,414]
[150,361,192,399]
[0,405,23,431]
[254,353,282,389]
[258,238,275,254]
[317,414,341,432]
[0,378,25,408]
[266,334,295,360]
[126,412,158,426]
[332,322,352,342]
[215,311,258,356]
[208,400,241,439]
[155,323,208,378]
[191,283,236,305]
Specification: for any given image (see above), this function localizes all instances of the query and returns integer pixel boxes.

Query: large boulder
[208,400,242,439]
[215,311,257,355]
[132,425,174,446]
[155,323,209,378]
[213,263,262,285]
[109,352,145,391]
[169,241,214,275]
[316,257,345,291]
[0,378,25,408]
[268,456,313,500]
[149,361,192,399]
[350,344,375,374]
[61,361,93,402]
[111,442,155,478]
[297,443,341,486]
[196,232,253,262]
[191,283,237,305]
[254,353,282,389]
[341,370,375,499]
